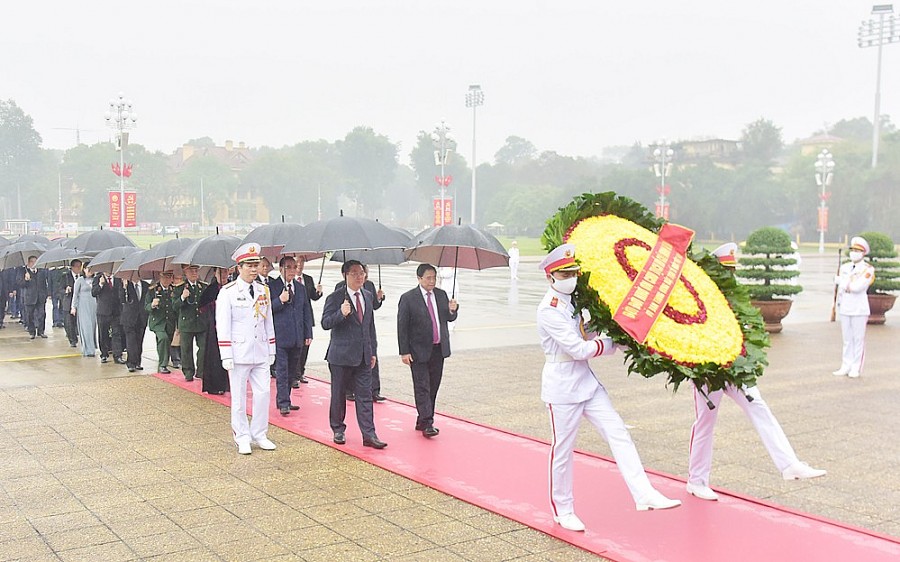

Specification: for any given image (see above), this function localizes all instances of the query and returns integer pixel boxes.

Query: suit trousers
[410,344,444,429]
[97,314,123,358]
[24,302,46,336]
[52,295,63,326]
[179,330,206,378]
[228,362,271,446]
[688,384,798,487]
[64,309,78,345]
[275,345,302,409]
[839,314,868,375]
[123,324,145,368]
[328,362,376,439]
[546,386,655,516]
[294,342,312,381]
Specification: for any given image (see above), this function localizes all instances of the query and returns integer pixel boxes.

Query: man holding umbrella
[173,264,208,382]
[397,263,458,437]
[19,255,50,339]
[146,271,177,374]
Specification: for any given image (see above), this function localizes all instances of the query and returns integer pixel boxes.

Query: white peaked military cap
[232,243,262,264]
[712,242,738,268]
[849,236,870,254]
[539,243,580,274]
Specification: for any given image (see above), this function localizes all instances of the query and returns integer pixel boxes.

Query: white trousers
[229,362,271,446]
[688,385,798,487]
[839,314,868,374]
[546,386,654,516]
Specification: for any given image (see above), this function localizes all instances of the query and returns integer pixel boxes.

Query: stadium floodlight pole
[465,85,484,225]
[652,141,674,220]
[858,4,900,168]
[104,93,137,230]
[815,149,835,254]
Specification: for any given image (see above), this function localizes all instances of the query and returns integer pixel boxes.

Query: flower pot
[751,299,793,333]
[867,293,897,325]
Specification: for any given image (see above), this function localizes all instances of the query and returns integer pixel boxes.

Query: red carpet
[155,370,900,562]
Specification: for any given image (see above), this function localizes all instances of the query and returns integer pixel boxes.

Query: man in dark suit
[334,267,385,401]
[120,278,150,372]
[19,255,50,339]
[49,267,65,327]
[397,263,459,437]
[271,256,313,415]
[321,260,386,449]
[60,259,82,347]
[293,255,323,387]
[91,272,125,363]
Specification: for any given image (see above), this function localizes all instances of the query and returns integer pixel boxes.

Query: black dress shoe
[289,405,300,410]
[172,362,181,369]
[135,365,143,370]
[184,376,194,382]
[291,381,300,389]
[160,367,171,374]
[113,357,127,365]
[127,367,135,373]
[101,357,108,363]
[373,395,386,402]
[299,375,309,384]
[69,342,77,347]
[423,427,439,438]
[279,407,290,416]
[39,333,47,338]
[30,335,35,340]
[346,393,355,401]
[363,437,387,449]
[333,432,346,445]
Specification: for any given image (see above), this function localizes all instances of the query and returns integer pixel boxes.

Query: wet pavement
[1,253,898,561]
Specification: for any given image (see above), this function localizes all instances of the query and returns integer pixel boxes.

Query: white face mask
[849,250,864,263]
[551,276,578,295]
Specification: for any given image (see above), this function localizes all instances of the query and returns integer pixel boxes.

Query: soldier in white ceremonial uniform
[537,244,680,533]
[216,243,277,455]
[685,243,826,502]
[833,236,875,378]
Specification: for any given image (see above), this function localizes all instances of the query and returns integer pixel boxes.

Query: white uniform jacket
[216,278,276,364]
[537,287,617,404]
[836,260,875,316]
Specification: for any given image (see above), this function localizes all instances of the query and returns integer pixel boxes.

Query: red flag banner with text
[124,192,137,227]
[432,196,454,227]
[613,223,695,344]
[109,192,122,228]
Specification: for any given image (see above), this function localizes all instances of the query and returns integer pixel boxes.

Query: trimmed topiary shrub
[735,226,803,301]
[858,231,900,295]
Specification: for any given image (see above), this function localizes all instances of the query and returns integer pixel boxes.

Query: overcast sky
[3,1,897,165]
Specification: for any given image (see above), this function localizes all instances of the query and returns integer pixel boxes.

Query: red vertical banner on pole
[443,197,453,225]
[124,192,137,228]
[432,197,442,227]
[817,207,828,232]
[109,192,121,228]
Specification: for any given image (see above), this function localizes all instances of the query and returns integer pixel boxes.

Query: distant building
[673,139,742,164]
[796,134,845,156]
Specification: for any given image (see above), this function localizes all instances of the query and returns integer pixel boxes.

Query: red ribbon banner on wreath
[613,223,695,344]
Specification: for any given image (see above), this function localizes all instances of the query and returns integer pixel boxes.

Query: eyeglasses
[347,270,366,278]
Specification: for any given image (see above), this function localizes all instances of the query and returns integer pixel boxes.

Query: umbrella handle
[452,246,459,299]
[318,253,326,284]
[378,264,382,289]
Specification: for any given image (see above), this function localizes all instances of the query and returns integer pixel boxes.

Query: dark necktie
[426,291,439,344]
[354,291,363,323]
[287,282,294,301]
[249,284,254,298]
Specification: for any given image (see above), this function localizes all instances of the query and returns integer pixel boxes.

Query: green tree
[177,156,239,224]
[408,131,470,222]
[740,118,783,164]
[494,135,537,166]
[59,142,119,226]
[0,99,43,220]
[336,126,398,217]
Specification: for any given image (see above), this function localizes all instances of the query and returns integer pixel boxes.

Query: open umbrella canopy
[138,238,197,276]
[282,215,410,255]
[34,247,88,269]
[88,246,143,275]
[112,249,149,283]
[0,241,47,269]
[404,224,509,270]
[0,235,10,249]
[172,234,242,269]
[242,223,307,260]
[65,229,136,256]
[47,237,70,249]
[15,234,51,245]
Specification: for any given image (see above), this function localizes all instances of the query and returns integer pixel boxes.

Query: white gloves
[268,354,276,366]
[222,359,234,371]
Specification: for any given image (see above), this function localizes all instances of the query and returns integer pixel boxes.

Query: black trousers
[293,341,312,384]
[328,361,376,439]
[275,345,302,409]
[64,308,78,345]
[410,344,445,430]
[123,324,145,368]
[24,302,46,336]
[97,314,123,359]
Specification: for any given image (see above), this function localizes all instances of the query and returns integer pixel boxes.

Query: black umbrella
[113,249,149,283]
[242,223,307,260]
[0,235,10,249]
[65,229,136,256]
[88,246,143,276]
[0,241,47,269]
[47,237,69,249]
[404,224,509,298]
[34,247,88,269]
[172,234,242,269]
[15,234,51,245]
[137,238,197,277]
[329,226,412,286]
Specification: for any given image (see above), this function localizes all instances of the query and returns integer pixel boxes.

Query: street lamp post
[815,149,835,254]
[465,85,484,225]
[858,4,899,168]
[104,92,137,230]
[652,142,674,220]
[431,121,453,226]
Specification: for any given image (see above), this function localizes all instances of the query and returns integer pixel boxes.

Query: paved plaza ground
[1,253,898,561]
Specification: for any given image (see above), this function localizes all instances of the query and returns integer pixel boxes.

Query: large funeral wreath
[542,192,769,393]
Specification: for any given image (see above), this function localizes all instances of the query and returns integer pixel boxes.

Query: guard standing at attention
[833,236,876,378]
[216,243,277,455]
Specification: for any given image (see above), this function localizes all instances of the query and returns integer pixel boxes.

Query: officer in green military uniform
[173,264,208,381]
[145,270,178,374]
